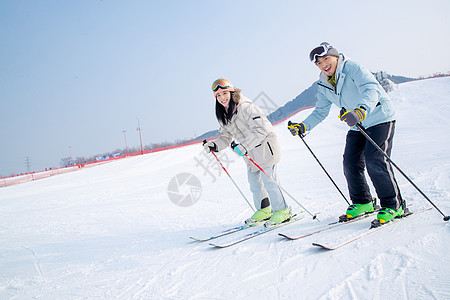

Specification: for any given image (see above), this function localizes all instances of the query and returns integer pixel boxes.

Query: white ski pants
[247,164,287,212]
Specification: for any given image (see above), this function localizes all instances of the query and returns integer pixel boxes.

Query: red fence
[0,140,203,188]
[1,165,83,188]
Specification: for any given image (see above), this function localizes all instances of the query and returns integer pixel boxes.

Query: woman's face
[316,55,338,77]
[216,90,231,108]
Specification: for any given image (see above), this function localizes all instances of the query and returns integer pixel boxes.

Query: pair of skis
[190,212,307,248]
[282,207,433,250]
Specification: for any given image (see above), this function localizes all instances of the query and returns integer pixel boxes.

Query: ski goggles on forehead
[212,79,233,92]
[309,44,331,62]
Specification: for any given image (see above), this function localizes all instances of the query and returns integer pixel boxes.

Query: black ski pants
[343,121,402,209]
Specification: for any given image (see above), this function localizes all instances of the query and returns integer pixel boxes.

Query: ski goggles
[212,78,233,92]
[309,44,331,62]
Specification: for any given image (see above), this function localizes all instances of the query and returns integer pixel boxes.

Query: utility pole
[123,130,128,155]
[25,157,31,173]
[137,118,144,155]
[69,146,73,165]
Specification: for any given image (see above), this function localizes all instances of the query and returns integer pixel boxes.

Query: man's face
[316,55,339,77]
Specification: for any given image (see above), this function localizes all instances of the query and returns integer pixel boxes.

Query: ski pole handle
[288,121,305,138]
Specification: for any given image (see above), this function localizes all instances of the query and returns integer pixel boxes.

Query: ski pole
[205,141,255,212]
[235,144,318,221]
[352,122,449,222]
[288,121,350,206]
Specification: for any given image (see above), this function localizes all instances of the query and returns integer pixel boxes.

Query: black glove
[288,121,306,136]
[202,140,218,153]
[339,107,366,127]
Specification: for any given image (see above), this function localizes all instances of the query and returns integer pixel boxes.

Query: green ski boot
[245,206,272,225]
[346,202,374,219]
[264,207,292,227]
[377,206,404,224]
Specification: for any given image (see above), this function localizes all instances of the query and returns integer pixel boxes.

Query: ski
[209,213,305,248]
[189,222,262,242]
[312,207,433,250]
[278,207,380,240]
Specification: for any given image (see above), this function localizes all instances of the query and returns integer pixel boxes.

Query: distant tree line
[59,139,198,167]
[417,71,450,79]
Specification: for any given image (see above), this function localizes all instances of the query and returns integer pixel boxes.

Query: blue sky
[1,0,449,176]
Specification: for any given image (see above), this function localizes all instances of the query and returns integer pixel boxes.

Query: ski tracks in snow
[319,221,450,299]
[18,245,43,277]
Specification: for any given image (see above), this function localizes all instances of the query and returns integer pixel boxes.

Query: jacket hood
[231,88,242,103]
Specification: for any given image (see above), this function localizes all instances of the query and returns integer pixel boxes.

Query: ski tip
[444,215,450,221]
[189,236,211,242]
[278,233,292,239]
[208,243,226,248]
[312,243,334,250]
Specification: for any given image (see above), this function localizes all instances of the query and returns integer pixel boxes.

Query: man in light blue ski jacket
[288,42,404,224]
[302,53,395,132]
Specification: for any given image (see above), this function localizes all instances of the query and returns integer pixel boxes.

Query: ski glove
[231,141,247,156]
[288,122,306,136]
[202,140,218,153]
[339,107,366,127]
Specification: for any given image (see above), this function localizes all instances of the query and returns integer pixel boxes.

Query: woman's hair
[215,88,241,125]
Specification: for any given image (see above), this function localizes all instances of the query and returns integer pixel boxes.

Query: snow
[1,77,450,299]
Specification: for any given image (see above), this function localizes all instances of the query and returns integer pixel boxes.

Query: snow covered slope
[1,77,449,299]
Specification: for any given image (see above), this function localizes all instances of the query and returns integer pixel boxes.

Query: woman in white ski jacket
[203,78,291,225]
[289,42,404,224]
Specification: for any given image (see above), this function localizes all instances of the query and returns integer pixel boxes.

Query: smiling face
[216,89,231,108]
[315,55,339,77]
